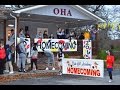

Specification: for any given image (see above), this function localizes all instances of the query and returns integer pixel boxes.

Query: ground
[4,69,120,85]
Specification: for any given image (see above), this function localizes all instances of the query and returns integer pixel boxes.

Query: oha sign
[34,39,77,52]
[83,40,92,59]
[62,58,104,77]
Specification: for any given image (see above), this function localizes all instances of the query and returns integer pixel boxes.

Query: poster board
[83,40,92,59]
[62,58,104,78]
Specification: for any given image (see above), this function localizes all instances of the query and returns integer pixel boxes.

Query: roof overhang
[13,5,105,23]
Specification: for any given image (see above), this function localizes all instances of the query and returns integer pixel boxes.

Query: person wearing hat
[17,37,27,72]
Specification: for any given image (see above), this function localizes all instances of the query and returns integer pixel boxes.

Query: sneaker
[9,71,14,74]
[23,69,26,72]
[33,68,36,71]
[109,79,112,83]
[59,72,62,75]
[45,67,49,70]
[18,69,22,72]
[4,70,9,73]
[52,67,55,70]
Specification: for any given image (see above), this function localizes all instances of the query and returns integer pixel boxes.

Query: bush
[96,49,107,60]
[64,54,69,58]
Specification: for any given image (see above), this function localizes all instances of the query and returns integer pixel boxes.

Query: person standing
[0,42,6,75]
[18,28,26,38]
[8,29,15,43]
[57,47,64,75]
[5,44,14,74]
[17,37,27,72]
[43,30,48,39]
[49,33,54,39]
[31,46,38,71]
[25,29,31,38]
[106,50,115,83]
[36,31,43,39]
[42,49,55,70]
[57,28,62,39]
[79,32,85,40]
[61,29,66,39]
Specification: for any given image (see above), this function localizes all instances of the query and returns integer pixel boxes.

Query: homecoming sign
[34,39,77,52]
[83,40,92,59]
[62,58,104,78]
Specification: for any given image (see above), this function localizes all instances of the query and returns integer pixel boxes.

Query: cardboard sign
[62,58,104,77]
[24,38,31,57]
[83,40,92,59]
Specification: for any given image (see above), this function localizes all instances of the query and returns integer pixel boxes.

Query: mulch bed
[0,71,58,84]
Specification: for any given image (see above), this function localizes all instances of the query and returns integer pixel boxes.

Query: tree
[81,5,109,21]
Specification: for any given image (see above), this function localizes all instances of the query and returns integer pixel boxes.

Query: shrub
[96,49,107,60]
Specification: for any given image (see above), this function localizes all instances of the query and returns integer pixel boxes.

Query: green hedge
[96,49,107,60]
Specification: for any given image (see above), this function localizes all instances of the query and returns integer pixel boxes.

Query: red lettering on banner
[73,68,78,73]
[97,70,100,76]
[67,67,71,73]
[53,8,72,16]
[67,67,101,77]
[86,69,91,75]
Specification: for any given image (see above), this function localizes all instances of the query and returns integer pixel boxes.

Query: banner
[34,39,77,52]
[83,40,92,59]
[24,38,31,57]
[62,58,104,77]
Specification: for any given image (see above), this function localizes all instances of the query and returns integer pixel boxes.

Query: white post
[10,13,17,63]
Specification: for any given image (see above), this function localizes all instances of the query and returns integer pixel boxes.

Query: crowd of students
[0,27,115,83]
[0,28,65,75]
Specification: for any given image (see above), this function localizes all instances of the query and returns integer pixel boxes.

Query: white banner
[83,40,92,59]
[62,58,104,77]
[34,39,77,52]
[24,38,31,57]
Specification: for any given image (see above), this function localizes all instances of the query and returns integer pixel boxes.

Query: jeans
[6,61,13,72]
[47,56,54,67]
[107,68,113,80]
[31,59,38,70]
[18,53,26,70]
[0,60,5,74]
